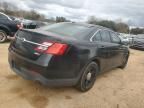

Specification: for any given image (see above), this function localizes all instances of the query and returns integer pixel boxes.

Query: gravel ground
[0,43,144,108]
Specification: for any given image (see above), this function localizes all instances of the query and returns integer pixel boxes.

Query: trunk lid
[11,29,73,60]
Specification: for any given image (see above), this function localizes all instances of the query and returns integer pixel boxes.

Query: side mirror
[120,39,129,45]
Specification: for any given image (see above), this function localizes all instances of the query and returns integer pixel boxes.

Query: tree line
[87,16,144,35]
[130,28,144,35]
[87,16,129,33]
[0,2,70,22]
[0,2,45,20]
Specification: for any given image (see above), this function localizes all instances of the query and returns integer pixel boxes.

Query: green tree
[115,23,129,33]
[87,16,129,33]
[56,16,70,23]
[131,28,144,35]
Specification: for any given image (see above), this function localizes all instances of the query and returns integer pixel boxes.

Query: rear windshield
[39,23,94,40]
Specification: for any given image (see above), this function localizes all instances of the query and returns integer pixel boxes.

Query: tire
[120,53,129,69]
[76,62,99,92]
[0,30,7,43]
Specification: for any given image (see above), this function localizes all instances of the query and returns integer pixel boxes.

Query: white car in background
[118,34,130,45]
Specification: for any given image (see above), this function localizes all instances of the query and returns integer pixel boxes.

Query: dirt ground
[0,43,144,108]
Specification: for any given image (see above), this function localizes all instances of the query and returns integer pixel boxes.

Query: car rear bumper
[8,50,80,86]
[9,64,78,86]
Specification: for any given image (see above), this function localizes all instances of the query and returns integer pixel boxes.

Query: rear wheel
[0,30,7,43]
[120,53,129,69]
[76,62,99,92]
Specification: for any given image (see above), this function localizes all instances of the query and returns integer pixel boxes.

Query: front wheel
[0,30,7,43]
[76,62,99,92]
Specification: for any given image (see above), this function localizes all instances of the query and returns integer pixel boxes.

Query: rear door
[109,31,125,66]
[99,30,117,71]
[92,29,115,72]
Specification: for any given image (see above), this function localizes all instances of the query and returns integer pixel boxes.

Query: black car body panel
[0,13,20,37]
[0,21,19,36]
[8,22,129,86]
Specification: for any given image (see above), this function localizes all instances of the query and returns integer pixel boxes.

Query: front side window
[110,32,121,44]
[100,30,111,42]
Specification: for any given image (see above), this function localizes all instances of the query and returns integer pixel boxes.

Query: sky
[1,0,144,27]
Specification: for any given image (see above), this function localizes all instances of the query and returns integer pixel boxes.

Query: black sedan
[8,22,129,92]
[130,35,144,50]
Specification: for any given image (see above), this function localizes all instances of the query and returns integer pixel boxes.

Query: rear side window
[100,30,111,42]
[93,31,102,41]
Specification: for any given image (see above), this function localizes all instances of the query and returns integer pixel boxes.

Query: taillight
[35,41,68,55]
[46,43,68,55]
